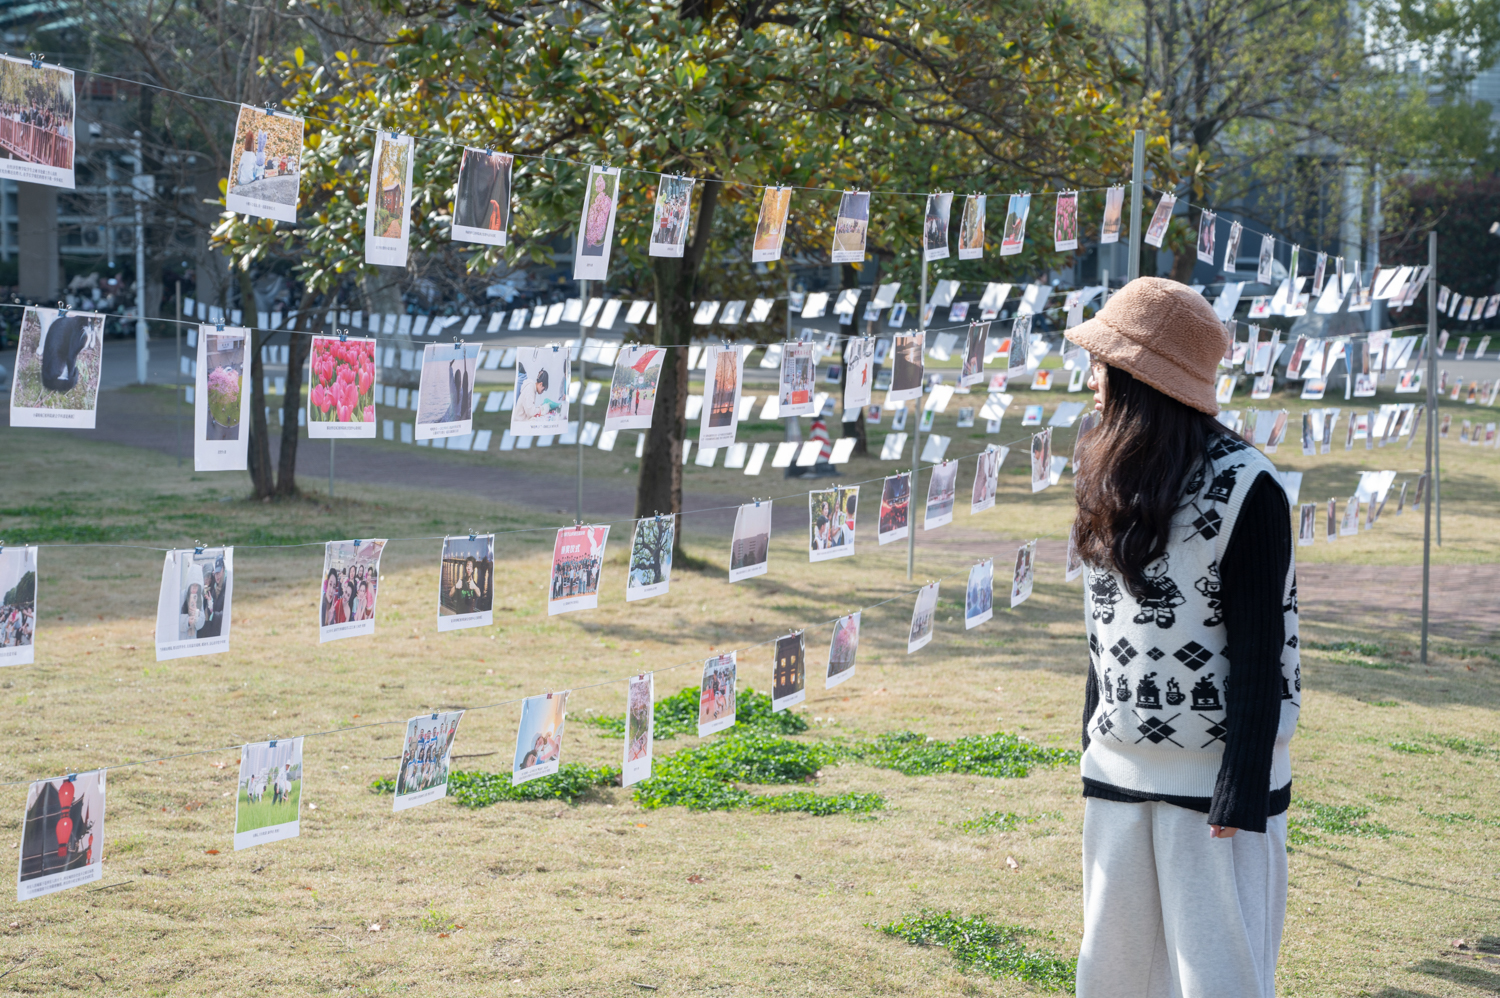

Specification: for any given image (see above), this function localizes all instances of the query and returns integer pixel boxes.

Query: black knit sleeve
[1208,471,1290,833]
[1082,657,1099,753]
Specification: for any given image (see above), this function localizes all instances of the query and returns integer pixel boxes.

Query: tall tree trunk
[274,289,318,497]
[241,267,274,498]
[636,180,719,553]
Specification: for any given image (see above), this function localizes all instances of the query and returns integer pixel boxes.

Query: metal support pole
[1127,130,1145,282]
[329,440,335,499]
[908,257,927,581]
[1421,230,1436,664]
[133,132,149,385]
[175,281,183,466]
[577,279,588,524]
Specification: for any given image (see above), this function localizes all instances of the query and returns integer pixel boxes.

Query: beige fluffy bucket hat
[1064,277,1230,415]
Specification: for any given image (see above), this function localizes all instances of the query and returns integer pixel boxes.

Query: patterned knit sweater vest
[1082,435,1301,799]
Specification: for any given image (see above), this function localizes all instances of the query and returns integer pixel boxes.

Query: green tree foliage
[3,570,35,608]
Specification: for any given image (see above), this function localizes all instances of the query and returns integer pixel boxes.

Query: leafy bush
[880,910,1076,992]
[580,685,807,740]
[369,763,619,807]
[631,729,874,814]
[845,731,1078,779]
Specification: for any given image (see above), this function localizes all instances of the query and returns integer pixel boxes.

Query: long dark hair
[1074,365,1236,599]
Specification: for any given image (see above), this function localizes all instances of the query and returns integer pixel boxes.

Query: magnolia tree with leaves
[216,0,1146,532]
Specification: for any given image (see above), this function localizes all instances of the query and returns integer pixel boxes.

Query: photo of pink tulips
[308,336,377,431]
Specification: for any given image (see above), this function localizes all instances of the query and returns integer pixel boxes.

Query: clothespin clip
[339,327,348,343]
[194,540,204,554]
[29,53,42,69]
[269,739,277,748]
[57,300,67,318]
[551,343,559,352]
[468,529,476,541]
[431,712,438,721]
[216,319,225,332]
[353,538,362,548]
[546,691,554,700]
[263,102,275,117]
[65,773,76,783]
[754,498,761,507]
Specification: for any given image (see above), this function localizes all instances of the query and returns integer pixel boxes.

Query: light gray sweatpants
[1076,798,1288,998]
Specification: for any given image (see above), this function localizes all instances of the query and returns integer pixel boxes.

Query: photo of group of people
[225,104,303,223]
[605,346,663,431]
[887,332,925,403]
[9,307,104,429]
[923,461,958,530]
[195,326,250,471]
[365,131,415,267]
[772,631,807,711]
[1011,540,1036,607]
[753,186,793,263]
[627,516,674,602]
[701,345,743,449]
[830,190,870,263]
[512,346,570,436]
[0,545,37,667]
[825,612,860,689]
[549,525,609,615]
[319,539,386,642]
[878,473,910,545]
[965,559,994,629]
[154,547,233,661]
[971,445,1005,514]
[923,191,952,261]
[513,693,567,785]
[0,55,75,189]
[438,534,494,631]
[306,335,377,439]
[908,581,939,653]
[729,501,772,582]
[623,674,653,787]
[574,165,621,280]
[649,174,695,258]
[698,653,738,736]
[809,486,858,562]
[394,710,463,809]
[234,737,303,849]
[779,342,816,417]
[451,147,512,246]
[415,342,479,440]
[18,771,104,901]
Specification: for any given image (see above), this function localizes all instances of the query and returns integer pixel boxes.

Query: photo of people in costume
[18,770,104,901]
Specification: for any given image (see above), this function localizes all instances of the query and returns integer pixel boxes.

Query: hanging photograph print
[438,534,494,631]
[604,345,662,432]
[1010,540,1036,607]
[225,105,303,223]
[961,321,989,388]
[830,190,870,263]
[971,445,1005,513]
[778,341,816,417]
[1257,234,1275,285]
[319,539,386,643]
[752,186,793,263]
[1143,192,1175,248]
[1222,221,1244,273]
[1298,503,1316,546]
[923,192,953,262]
[548,525,609,615]
[0,545,37,667]
[957,194,986,259]
[1054,191,1078,251]
[887,331,925,403]
[155,547,233,661]
[700,344,743,449]
[234,737,303,850]
[394,710,463,809]
[364,132,414,267]
[0,56,75,189]
[1196,210,1216,264]
[451,147,513,246]
[574,165,621,280]
[1000,193,1031,256]
[622,674,654,787]
[1065,526,1085,581]
[649,175,695,258]
[626,515,674,602]
[513,694,568,785]
[306,334,377,438]
[414,341,479,440]
[825,612,860,689]
[728,501,772,583]
[923,460,958,529]
[965,559,994,629]
[907,582,939,653]
[9,307,104,429]
[194,325,250,471]
[809,485,858,562]
[843,336,876,411]
[511,346,570,436]
[772,631,807,712]
[1100,186,1124,244]
[18,770,104,901]
[878,473,911,545]
[698,652,738,736]
[1030,427,1053,493]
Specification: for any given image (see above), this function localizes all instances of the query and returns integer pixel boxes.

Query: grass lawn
[235,783,302,834]
[0,369,1496,996]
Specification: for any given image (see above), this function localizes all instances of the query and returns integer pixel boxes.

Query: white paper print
[513,694,568,785]
[438,534,495,631]
[1100,186,1124,244]
[234,737,303,849]
[957,194,986,259]
[414,342,479,440]
[907,582,939,653]
[728,502,772,582]
[923,192,953,261]
[923,461,958,530]
[318,539,387,643]
[1054,191,1079,252]
[451,147,513,246]
[878,473,911,545]
[623,674,654,787]
[771,631,807,712]
[809,486,858,562]
[18,771,104,901]
[965,559,994,629]
[365,132,415,267]
[394,711,464,809]
[752,186,793,263]
[154,547,234,661]
[779,341,816,417]
[306,335,378,439]
[830,191,871,263]
[699,344,744,449]
[1030,428,1053,493]
[574,165,622,280]
[626,516,674,602]
[960,321,989,388]
[887,332,925,404]
[512,346,570,436]
[0,56,76,190]
[1143,193,1175,248]
[0,545,37,667]
[194,326,251,471]
[825,613,860,689]
[649,175,695,258]
[225,104,303,223]
[9,307,105,429]
[1000,193,1031,256]
[844,336,876,411]
[604,345,664,432]
[1010,540,1037,607]
[548,525,609,615]
[971,445,1005,513]
[698,653,737,736]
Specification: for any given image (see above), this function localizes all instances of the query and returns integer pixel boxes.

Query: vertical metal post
[133,132,149,385]
[175,280,183,466]
[577,279,588,524]
[908,257,927,581]
[1127,130,1145,282]
[329,440,335,498]
[1421,230,1436,664]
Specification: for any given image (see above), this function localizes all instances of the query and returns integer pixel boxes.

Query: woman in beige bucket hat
[1066,278,1301,998]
